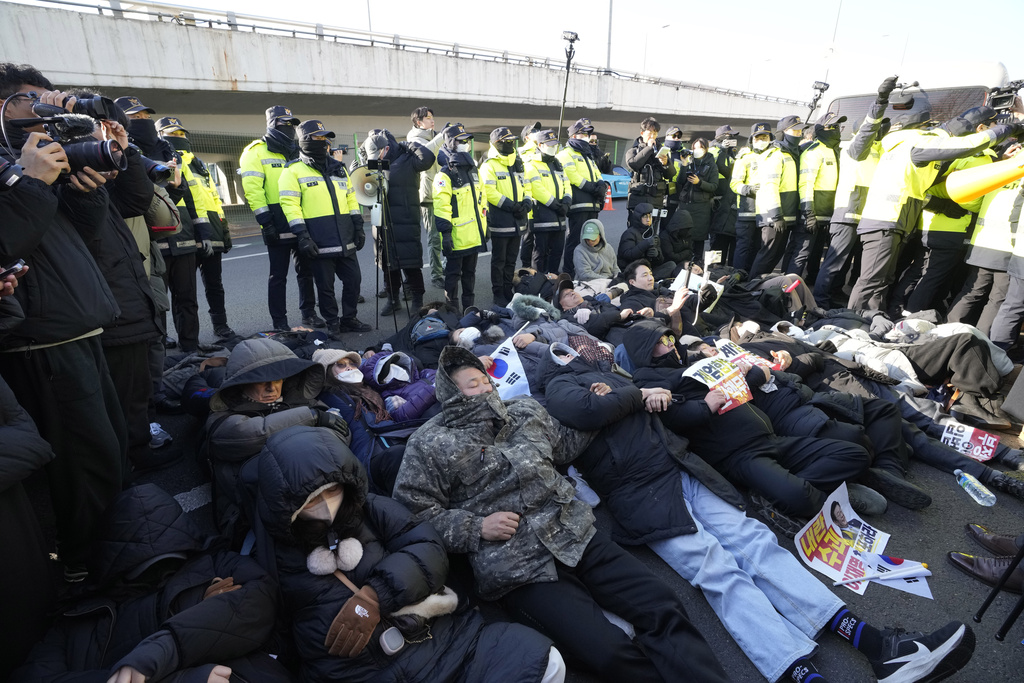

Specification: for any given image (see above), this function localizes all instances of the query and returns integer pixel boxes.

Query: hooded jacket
[359,350,438,422]
[573,219,619,281]
[406,125,442,205]
[257,426,553,683]
[538,349,744,545]
[624,137,672,209]
[661,209,694,265]
[393,346,595,600]
[373,130,436,269]
[13,484,277,683]
[617,210,663,270]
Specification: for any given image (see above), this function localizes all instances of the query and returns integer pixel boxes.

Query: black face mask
[266,125,299,158]
[299,138,330,161]
[273,123,296,140]
[651,349,682,369]
[165,136,192,153]
[784,133,802,147]
[664,139,682,151]
[127,118,160,155]
[817,128,841,148]
[495,141,515,156]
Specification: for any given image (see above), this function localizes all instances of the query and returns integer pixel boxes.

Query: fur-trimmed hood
[510,293,560,322]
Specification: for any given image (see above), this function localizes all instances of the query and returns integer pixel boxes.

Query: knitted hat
[312,348,362,369]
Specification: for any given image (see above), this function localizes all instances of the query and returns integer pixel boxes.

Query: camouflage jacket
[394,346,595,600]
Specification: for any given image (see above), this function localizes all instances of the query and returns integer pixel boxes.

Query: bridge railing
[5,0,809,107]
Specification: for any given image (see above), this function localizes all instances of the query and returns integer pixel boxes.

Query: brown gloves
[204,576,242,600]
[325,585,380,657]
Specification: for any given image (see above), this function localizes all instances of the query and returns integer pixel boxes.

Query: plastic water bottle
[954,469,997,506]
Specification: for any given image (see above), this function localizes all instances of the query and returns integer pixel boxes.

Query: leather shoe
[947,552,1023,593]
[154,397,184,415]
[965,522,1021,557]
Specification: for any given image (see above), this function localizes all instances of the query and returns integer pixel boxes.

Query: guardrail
[5,0,810,107]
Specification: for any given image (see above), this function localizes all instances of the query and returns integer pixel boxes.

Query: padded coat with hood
[393,346,595,600]
[661,208,694,265]
[573,219,619,281]
[13,484,279,683]
[205,338,326,530]
[256,427,554,683]
[538,348,744,545]
[359,350,438,422]
[374,130,436,269]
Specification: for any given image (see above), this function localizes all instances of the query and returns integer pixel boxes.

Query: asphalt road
[26,198,1024,681]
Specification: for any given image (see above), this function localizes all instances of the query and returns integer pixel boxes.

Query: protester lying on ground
[623,319,877,533]
[255,425,567,683]
[551,277,654,347]
[537,342,976,683]
[360,350,438,422]
[204,338,350,536]
[12,484,287,683]
[619,259,704,338]
[393,346,730,683]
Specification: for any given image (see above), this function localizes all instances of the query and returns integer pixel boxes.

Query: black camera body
[11,113,128,181]
[367,158,390,171]
[988,80,1024,123]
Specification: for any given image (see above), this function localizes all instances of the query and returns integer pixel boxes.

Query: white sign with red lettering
[940,422,999,462]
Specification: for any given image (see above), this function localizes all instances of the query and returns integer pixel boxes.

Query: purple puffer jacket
[360,351,438,422]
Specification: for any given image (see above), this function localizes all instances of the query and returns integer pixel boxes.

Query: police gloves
[201,239,214,258]
[441,232,454,256]
[804,212,818,235]
[877,76,898,105]
[297,232,320,259]
[262,222,279,244]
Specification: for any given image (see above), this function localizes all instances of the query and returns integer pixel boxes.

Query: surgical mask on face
[296,486,344,524]
[456,143,471,153]
[542,143,559,156]
[752,139,770,152]
[335,368,363,384]
[384,365,410,383]
[693,148,706,158]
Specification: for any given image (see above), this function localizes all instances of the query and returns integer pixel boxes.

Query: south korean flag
[488,331,532,400]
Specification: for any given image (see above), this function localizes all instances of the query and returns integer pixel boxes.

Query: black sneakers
[869,621,975,683]
[301,314,327,329]
[988,471,1024,501]
[338,317,372,333]
[749,493,807,539]
[860,468,932,510]
[848,483,888,516]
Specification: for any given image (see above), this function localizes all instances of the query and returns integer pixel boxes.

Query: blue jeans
[648,472,844,682]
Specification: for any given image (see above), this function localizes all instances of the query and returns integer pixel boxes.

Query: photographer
[0,63,127,583]
[624,117,672,217]
[677,137,720,265]
[359,128,435,315]
[557,118,606,276]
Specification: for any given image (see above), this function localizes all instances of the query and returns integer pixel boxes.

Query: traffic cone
[947,154,1024,204]
[603,186,614,211]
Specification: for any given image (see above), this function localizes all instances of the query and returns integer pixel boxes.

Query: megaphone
[946,154,1024,204]
[350,164,386,207]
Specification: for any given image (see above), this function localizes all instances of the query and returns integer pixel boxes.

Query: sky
[11,0,1024,101]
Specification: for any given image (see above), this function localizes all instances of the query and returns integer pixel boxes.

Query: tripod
[368,162,404,334]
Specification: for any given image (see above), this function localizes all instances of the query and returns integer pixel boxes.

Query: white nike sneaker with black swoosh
[869,621,975,683]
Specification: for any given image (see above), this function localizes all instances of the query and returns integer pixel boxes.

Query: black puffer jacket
[539,348,744,545]
[374,131,436,269]
[12,484,279,683]
[257,426,553,683]
[617,210,664,270]
[661,208,694,265]
[0,175,120,349]
[624,137,672,209]
[81,147,162,346]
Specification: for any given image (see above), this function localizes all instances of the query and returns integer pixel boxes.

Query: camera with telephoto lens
[988,80,1024,123]
[139,153,172,185]
[8,112,127,182]
[29,94,119,121]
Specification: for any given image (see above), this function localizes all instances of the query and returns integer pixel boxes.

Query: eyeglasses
[659,334,675,347]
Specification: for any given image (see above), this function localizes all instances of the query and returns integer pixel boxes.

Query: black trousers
[815,398,910,475]
[163,251,199,351]
[104,340,154,469]
[781,223,817,278]
[732,218,760,273]
[847,230,904,311]
[533,230,566,274]
[721,435,870,517]
[197,251,228,326]
[311,254,362,324]
[490,233,521,306]
[267,241,316,328]
[904,332,1002,397]
[905,243,966,313]
[147,335,165,422]
[709,233,735,267]
[520,227,534,268]
[501,532,728,683]
[814,222,859,309]
[444,250,479,310]
[563,211,598,276]
[749,220,793,278]
[948,267,1009,335]
[384,267,425,300]
[0,337,126,565]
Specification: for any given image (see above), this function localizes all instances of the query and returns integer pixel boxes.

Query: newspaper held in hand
[940,421,999,462]
[682,357,751,414]
[714,340,778,393]
[704,250,723,267]
[488,335,532,400]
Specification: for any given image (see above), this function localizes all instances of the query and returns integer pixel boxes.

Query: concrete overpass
[2,0,808,141]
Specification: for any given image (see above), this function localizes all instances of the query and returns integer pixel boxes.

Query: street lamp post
[557,31,580,144]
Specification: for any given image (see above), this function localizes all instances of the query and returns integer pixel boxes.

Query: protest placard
[940,421,999,462]
[682,357,752,413]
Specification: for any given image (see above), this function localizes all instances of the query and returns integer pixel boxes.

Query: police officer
[661,126,686,224]
[558,118,606,276]
[898,107,998,313]
[794,113,845,282]
[155,115,209,351]
[279,120,370,340]
[434,123,487,311]
[814,76,898,308]
[523,129,572,272]
[748,115,805,278]
[240,106,320,331]
[481,127,531,306]
[709,125,741,266]
[730,122,771,272]
[517,121,543,268]
[847,109,1013,311]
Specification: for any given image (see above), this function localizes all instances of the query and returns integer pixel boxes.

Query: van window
[827,87,989,139]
